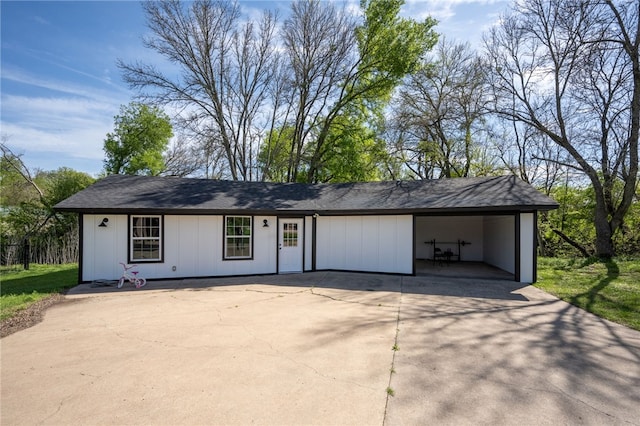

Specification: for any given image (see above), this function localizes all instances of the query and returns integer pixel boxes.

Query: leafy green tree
[39,168,95,208]
[314,112,387,183]
[103,102,173,176]
[538,180,640,258]
[614,195,640,257]
[0,149,40,207]
[541,184,596,257]
[281,0,438,183]
[258,126,295,182]
[1,141,94,265]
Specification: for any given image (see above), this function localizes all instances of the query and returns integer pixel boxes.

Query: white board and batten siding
[482,215,516,275]
[82,212,536,283]
[82,215,129,281]
[518,213,536,283]
[315,215,413,274]
[82,214,277,282]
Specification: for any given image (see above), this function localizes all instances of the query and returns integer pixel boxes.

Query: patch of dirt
[1,294,68,338]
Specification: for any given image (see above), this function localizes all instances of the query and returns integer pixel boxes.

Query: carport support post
[311,215,316,271]
[533,211,538,283]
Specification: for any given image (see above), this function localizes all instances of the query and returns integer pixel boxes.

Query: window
[130,216,163,262]
[224,216,252,259]
[283,222,298,247]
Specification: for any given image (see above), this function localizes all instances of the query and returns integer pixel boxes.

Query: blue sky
[1,0,509,177]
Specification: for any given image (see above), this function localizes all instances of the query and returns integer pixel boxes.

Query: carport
[414,212,537,282]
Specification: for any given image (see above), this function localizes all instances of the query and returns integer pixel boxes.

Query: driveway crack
[309,288,394,308]
[383,276,403,426]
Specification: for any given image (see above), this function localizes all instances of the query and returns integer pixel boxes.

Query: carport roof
[54,174,558,215]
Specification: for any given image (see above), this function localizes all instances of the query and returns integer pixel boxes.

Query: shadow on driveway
[4,271,639,425]
[69,270,529,301]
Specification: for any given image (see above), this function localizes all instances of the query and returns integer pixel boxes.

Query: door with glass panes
[278,218,303,273]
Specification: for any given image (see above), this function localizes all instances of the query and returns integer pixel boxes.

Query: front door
[278,218,303,273]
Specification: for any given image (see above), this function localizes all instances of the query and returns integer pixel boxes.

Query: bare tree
[281,0,357,182]
[492,112,565,193]
[118,0,279,180]
[161,136,203,177]
[281,0,438,183]
[1,138,45,202]
[392,39,489,178]
[484,0,639,258]
[119,0,436,183]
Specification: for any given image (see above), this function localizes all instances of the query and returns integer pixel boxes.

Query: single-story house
[54,174,558,284]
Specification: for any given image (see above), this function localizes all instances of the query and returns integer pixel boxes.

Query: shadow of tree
[570,259,619,313]
[277,272,640,424]
[52,269,640,423]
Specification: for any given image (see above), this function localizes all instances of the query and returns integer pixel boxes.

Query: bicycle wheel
[135,278,147,288]
[117,277,125,288]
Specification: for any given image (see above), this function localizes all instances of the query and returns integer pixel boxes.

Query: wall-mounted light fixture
[98,218,109,227]
[263,219,269,227]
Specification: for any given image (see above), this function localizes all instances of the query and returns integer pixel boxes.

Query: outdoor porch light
[98,218,109,227]
[263,219,269,227]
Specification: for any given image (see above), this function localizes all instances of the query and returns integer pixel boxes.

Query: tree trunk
[551,229,592,258]
[594,203,615,258]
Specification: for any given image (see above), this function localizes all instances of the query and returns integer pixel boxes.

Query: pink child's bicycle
[118,262,147,289]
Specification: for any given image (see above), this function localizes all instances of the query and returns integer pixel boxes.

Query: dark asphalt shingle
[54,174,558,214]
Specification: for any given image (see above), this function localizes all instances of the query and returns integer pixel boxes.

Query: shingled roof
[54,174,558,215]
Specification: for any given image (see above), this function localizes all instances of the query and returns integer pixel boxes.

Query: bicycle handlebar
[119,262,139,271]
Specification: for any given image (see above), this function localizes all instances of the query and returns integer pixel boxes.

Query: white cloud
[0,68,130,174]
[1,120,108,160]
[2,66,127,103]
[32,15,51,26]
[399,0,510,47]
[1,94,115,161]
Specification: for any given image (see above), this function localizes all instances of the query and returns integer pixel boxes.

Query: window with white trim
[224,216,252,259]
[130,215,163,262]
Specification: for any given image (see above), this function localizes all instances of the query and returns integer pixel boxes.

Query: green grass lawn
[0,264,78,321]
[535,257,640,331]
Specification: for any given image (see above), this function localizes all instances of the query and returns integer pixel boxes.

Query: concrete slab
[2,272,401,425]
[387,276,640,425]
[416,260,515,280]
[2,271,639,425]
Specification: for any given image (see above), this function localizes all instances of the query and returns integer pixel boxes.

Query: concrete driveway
[2,272,639,425]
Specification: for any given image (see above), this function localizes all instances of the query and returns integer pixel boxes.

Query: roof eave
[54,203,559,216]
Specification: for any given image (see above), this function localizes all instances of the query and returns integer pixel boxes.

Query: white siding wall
[519,213,535,283]
[316,215,413,274]
[414,216,483,261]
[81,214,277,282]
[82,215,128,281]
[483,215,515,274]
[82,212,535,282]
